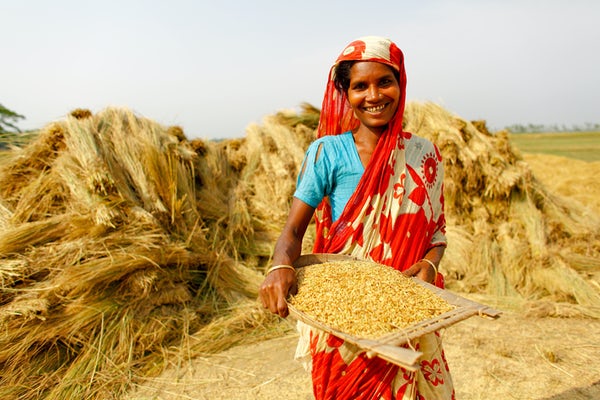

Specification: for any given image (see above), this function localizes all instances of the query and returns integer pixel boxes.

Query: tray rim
[288,253,501,366]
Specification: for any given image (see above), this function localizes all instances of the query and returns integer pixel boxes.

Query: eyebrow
[350,72,395,84]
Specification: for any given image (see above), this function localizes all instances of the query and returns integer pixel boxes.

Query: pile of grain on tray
[288,260,454,339]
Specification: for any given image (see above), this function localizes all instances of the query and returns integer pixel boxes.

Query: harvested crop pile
[290,260,453,339]
[401,103,600,318]
[522,153,600,215]
[0,108,283,400]
[0,101,599,399]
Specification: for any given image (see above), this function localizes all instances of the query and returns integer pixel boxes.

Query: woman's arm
[259,198,315,318]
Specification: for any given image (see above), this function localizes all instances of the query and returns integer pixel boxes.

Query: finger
[260,279,279,313]
[276,295,289,318]
[272,278,290,317]
[268,286,283,315]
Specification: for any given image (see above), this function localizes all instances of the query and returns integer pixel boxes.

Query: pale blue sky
[3,0,599,139]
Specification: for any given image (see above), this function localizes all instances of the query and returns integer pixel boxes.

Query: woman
[259,36,454,399]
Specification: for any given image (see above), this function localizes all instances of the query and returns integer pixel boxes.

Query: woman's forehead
[350,62,396,78]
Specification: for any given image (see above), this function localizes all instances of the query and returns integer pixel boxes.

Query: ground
[127,306,600,400]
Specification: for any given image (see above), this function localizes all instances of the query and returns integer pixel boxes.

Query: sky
[3,0,599,139]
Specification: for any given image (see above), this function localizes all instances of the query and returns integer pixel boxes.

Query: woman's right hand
[260,198,314,318]
[259,269,297,318]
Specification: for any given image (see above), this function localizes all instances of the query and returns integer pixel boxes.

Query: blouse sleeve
[294,140,332,208]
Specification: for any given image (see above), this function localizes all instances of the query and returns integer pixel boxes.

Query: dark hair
[333,60,357,94]
[333,60,400,94]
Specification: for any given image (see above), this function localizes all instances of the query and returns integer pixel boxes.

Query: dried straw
[0,101,598,399]
[0,108,272,399]
[402,102,600,317]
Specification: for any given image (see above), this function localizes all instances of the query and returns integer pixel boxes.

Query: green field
[508,131,600,162]
[2,129,599,162]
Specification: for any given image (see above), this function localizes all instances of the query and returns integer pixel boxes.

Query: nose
[366,85,380,101]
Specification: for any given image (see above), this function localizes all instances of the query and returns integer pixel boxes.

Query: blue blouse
[293,131,364,222]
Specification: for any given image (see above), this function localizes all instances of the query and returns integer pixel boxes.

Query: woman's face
[346,61,401,133]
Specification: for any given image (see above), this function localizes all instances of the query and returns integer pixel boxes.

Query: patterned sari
[297,36,454,400]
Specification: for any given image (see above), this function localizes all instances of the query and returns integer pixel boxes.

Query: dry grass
[0,108,275,399]
[0,102,598,399]
[402,103,600,317]
[522,153,600,215]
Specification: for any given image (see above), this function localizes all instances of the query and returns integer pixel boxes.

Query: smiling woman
[259,36,453,399]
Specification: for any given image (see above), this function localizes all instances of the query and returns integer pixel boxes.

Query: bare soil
[127,308,600,400]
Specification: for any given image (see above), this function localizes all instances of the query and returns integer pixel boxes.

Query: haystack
[401,103,600,316]
[522,153,600,215]
[0,108,281,399]
[0,102,598,399]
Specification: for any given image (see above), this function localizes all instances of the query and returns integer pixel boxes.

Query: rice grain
[289,260,454,339]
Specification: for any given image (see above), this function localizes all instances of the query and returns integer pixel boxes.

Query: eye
[351,82,367,90]
[379,77,393,87]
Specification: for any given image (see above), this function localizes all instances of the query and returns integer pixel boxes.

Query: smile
[364,104,387,113]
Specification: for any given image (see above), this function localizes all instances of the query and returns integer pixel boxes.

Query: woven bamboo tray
[288,253,501,371]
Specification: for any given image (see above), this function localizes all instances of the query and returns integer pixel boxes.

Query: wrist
[266,264,295,275]
[418,258,438,276]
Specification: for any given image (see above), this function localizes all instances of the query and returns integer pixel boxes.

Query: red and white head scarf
[317,36,407,139]
[313,36,446,275]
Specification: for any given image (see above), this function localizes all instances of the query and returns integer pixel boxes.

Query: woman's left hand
[403,260,436,284]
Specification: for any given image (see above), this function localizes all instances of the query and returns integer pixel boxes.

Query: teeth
[365,104,386,112]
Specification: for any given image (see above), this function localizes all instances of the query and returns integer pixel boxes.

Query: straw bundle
[522,153,600,215]
[0,108,274,399]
